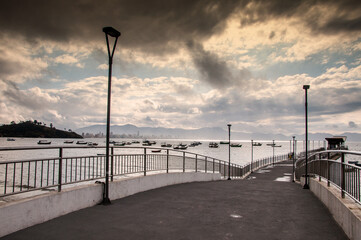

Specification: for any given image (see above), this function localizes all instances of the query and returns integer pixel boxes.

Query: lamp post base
[227,177,232,180]
[102,197,111,205]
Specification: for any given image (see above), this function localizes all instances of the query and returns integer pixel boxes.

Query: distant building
[325,136,348,150]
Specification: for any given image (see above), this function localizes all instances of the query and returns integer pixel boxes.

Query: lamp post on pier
[272,140,275,165]
[227,124,232,180]
[303,85,310,189]
[292,136,295,182]
[251,140,254,173]
[103,26,121,205]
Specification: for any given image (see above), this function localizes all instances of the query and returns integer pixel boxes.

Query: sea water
[1,138,360,166]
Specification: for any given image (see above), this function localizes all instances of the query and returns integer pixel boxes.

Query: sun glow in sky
[0,0,361,135]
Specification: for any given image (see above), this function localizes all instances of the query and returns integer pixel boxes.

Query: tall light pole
[272,140,275,165]
[227,124,232,180]
[103,26,121,205]
[303,85,310,189]
[251,140,254,173]
[292,136,295,182]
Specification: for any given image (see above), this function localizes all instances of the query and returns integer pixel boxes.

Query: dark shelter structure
[325,136,347,150]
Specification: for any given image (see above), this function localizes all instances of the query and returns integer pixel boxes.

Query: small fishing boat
[220,141,229,144]
[230,143,242,148]
[173,144,188,150]
[114,142,125,146]
[161,142,172,147]
[132,140,140,144]
[7,138,15,141]
[64,140,74,144]
[87,142,98,146]
[252,142,262,146]
[38,140,51,145]
[76,141,88,145]
[209,142,219,148]
[151,149,162,153]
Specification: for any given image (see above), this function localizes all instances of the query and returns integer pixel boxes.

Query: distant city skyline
[1,0,361,136]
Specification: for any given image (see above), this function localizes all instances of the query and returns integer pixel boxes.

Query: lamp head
[227,124,232,127]
[303,85,310,90]
[103,27,121,38]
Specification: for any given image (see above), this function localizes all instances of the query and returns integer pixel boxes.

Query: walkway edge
[301,176,361,240]
[0,172,221,237]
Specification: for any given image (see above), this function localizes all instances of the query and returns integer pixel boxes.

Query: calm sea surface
[1,138,361,166]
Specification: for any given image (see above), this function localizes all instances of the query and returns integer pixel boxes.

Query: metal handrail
[0,145,289,197]
[295,149,361,205]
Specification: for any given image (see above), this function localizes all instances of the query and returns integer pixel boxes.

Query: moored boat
[38,140,51,145]
[252,142,262,146]
[87,142,98,146]
[209,142,219,148]
[173,144,188,150]
[64,140,74,144]
[161,142,172,147]
[230,143,242,147]
[7,138,15,141]
[76,141,88,145]
[114,142,126,146]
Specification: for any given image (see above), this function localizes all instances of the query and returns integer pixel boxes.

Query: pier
[0,160,348,240]
[0,146,360,239]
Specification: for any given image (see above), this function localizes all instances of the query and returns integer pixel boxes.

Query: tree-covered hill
[0,121,83,138]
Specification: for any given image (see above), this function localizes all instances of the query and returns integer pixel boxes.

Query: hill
[0,121,83,138]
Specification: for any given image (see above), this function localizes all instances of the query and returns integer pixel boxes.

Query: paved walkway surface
[2,161,348,240]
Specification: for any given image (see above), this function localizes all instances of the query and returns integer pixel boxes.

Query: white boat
[37,140,51,145]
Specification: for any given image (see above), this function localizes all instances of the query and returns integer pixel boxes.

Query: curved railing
[0,145,289,197]
[295,150,361,205]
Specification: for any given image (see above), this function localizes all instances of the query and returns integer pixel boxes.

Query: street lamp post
[227,124,232,180]
[292,136,295,182]
[303,85,310,189]
[272,140,275,165]
[103,26,121,205]
[251,140,254,173]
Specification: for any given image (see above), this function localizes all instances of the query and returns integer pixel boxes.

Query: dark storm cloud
[0,0,240,54]
[2,1,360,53]
[1,0,360,90]
[237,0,361,35]
[187,40,252,88]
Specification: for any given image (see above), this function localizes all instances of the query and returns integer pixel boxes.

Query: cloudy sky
[1,0,361,136]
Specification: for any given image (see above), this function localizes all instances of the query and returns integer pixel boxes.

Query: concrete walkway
[1,161,348,240]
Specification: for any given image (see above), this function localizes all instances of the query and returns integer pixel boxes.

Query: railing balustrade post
[319,153,322,181]
[195,154,198,172]
[144,148,147,176]
[111,147,114,181]
[341,153,345,198]
[166,149,169,173]
[58,147,63,192]
[213,158,215,173]
[205,156,207,173]
[327,152,330,187]
[183,152,185,173]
